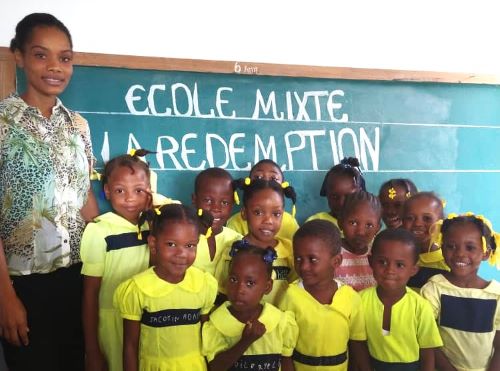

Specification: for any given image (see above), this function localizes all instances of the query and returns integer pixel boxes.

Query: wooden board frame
[1,46,499,100]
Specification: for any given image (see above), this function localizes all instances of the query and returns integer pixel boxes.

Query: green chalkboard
[15,54,500,280]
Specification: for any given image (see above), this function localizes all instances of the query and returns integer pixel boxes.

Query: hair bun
[341,157,360,168]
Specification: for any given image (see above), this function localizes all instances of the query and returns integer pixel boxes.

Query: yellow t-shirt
[80,212,150,371]
[226,211,299,241]
[114,266,218,371]
[408,248,450,290]
[304,211,339,227]
[278,280,366,371]
[215,237,297,305]
[421,274,500,371]
[202,301,298,369]
[360,286,442,365]
[193,227,242,276]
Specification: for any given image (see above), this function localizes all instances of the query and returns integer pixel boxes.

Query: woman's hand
[0,290,29,346]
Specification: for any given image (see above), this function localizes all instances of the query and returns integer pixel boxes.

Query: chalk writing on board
[100,127,379,172]
[124,83,348,122]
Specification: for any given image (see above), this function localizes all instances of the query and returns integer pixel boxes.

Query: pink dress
[335,247,376,291]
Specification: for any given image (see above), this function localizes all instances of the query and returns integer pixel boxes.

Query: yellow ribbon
[244,177,251,186]
[281,181,290,189]
[388,187,396,200]
[129,148,137,157]
[90,169,102,181]
[233,191,240,205]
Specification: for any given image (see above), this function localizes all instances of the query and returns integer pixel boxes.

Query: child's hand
[85,349,108,371]
[241,319,266,344]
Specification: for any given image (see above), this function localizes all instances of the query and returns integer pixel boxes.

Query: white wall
[1,0,500,75]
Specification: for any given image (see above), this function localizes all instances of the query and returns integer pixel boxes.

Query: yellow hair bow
[388,187,396,200]
[281,181,290,189]
[429,219,444,250]
[244,177,251,186]
[129,148,137,157]
[233,191,240,205]
[292,204,297,219]
[198,208,203,217]
[90,169,102,181]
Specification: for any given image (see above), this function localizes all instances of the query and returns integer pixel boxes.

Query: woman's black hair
[339,190,382,221]
[294,220,342,256]
[441,215,497,253]
[229,240,277,277]
[138,203,213,238]
[10,13,73,52]
[372,228,419,263]
[249,159,284,180]
[404,192,445,219]
[320,157,366,197]
[194,167,234,194]
[379,178,418,199]
[233,178,297,209]
[102,149,155,186]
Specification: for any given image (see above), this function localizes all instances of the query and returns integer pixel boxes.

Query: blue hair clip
[263,248,278,264]
[229,239,249,257]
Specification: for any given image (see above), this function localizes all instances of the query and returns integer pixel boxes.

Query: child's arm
[435,348,457,371]
[280,356,295,371]
[208,320,266,371]
[348,340,371,371]
[419,348,436,371]
[82,275,107,371]
[487,330,500,371]
[123,319,141,371]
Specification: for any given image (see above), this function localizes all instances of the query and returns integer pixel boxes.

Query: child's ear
[148,235,157,255]
[241,207,247,221]
[331,253,343,269]
[482,249,492,262]
[337,218,345,232]
[264,277,273,295]
[410,263,420,277]
[103,184,111,200]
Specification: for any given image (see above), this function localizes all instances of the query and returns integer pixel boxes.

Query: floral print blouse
[0,94,93,275]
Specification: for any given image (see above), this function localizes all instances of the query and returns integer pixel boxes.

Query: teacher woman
[0,13,98,371]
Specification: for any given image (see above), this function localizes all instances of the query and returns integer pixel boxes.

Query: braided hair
[102,149,155,186]
[138,203,213,238]
[229,240,277,277]
[320,157,366,197]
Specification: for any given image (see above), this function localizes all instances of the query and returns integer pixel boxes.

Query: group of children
[81,151,499,371]
[3,12,498,371]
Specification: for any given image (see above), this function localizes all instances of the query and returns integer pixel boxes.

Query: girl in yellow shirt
[227,159,299,240]
[114,204,217,371]
[203,240,298,371]
[216,178,297,305]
